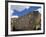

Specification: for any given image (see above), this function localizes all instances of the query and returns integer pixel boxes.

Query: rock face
[11,11,41,31]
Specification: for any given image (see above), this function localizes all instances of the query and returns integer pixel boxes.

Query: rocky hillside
[11,11,41,31]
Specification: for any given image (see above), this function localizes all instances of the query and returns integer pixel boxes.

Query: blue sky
[11,5,41,16]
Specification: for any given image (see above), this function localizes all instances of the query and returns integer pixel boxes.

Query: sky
[10,5,41,17]
[11,5,30,12]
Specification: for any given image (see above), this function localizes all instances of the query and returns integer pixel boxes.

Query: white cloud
[11,5,30,12]
[11,16,19,18]
[26,7,29,9]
